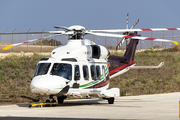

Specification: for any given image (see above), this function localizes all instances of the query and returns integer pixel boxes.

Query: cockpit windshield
[50,63,72,80]
[34,63,51,77]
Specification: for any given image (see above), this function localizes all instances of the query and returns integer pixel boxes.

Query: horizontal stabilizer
[130,62,164,69]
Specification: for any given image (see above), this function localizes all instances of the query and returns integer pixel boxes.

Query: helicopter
[1,14,179,105]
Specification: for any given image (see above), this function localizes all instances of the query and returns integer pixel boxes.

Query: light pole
[27,28,31,52]
[0,28,1,43]
[140,31,142,49]
[151,31,153,48]
[12,28,16,52]
[41,28,45,52]
[105,28,109,47]
[55,28,60,47]
[93,28,97,43]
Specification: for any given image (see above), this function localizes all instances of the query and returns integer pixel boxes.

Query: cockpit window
[34,63,51,77]
[50,63,72,80]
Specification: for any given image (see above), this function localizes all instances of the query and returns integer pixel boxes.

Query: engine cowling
[90,45,109,59]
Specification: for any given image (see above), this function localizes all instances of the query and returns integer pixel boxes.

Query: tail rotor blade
[130,19,139,29]
[116,38,126,50]
[126,13,129,29]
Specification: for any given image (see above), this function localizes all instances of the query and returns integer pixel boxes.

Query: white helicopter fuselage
[30,39,119,98]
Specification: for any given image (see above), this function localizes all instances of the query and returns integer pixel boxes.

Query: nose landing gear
[28,95,67,108]
[45,95,57,107]
[28,95,57,108]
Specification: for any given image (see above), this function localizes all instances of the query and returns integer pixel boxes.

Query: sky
[1,0,180,29]
[0,0,180,48]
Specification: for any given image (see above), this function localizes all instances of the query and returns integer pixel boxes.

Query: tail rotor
[116,14,139,50]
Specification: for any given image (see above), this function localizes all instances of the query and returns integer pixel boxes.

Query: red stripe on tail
[109,61,134,75]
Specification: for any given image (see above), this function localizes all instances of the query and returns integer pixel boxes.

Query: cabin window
[50,63,72,80]
[102,65,106,80]
[34,63,51,77]
[96,66,101,80]
[74,65,80,80]
[83,65,89,80]
[91,65,96,80]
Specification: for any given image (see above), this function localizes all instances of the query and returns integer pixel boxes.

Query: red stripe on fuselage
[96,79,110,88]
[109,61,134,75]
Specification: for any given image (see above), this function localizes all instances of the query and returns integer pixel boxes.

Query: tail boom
[109,60,135,78]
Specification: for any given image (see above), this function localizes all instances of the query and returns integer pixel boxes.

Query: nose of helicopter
[30,75,69,95]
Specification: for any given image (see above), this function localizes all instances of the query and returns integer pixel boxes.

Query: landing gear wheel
[57,96,67,104]
[51,99,57,106]
[107,97,114,104]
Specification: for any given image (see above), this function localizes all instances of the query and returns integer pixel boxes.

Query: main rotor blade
[54,26,69,30]
[91,28,180,33]
[0,31,64,35]
[3,32,65,50]
[87,32,179,45]
[0,32,49,35]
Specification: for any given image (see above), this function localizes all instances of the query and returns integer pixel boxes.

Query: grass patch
[111,46,180,95]
[0,53,48,104]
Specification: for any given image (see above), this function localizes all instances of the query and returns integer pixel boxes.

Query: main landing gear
[107,97,114,104]
[103,97,115,104]
[57,95,67,104]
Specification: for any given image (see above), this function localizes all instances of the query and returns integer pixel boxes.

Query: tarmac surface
[0,92,179,120]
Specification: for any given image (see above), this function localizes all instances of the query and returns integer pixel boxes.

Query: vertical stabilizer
[123,39,139,62]
[123,32,140,62]
[108,32,140,78]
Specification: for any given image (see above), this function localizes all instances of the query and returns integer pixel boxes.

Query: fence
[0,28,180,53]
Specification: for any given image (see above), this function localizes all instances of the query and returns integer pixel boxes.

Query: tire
[57,96,66,104]
[107,97,114,104]
[45,100,50,107]
[52,99,57,106]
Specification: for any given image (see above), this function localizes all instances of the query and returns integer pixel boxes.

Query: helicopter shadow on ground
[15,96,40,107]
[16,98,142,108]
[16,99,104,108]
[115,98,154,103]
[20,95,40,102]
